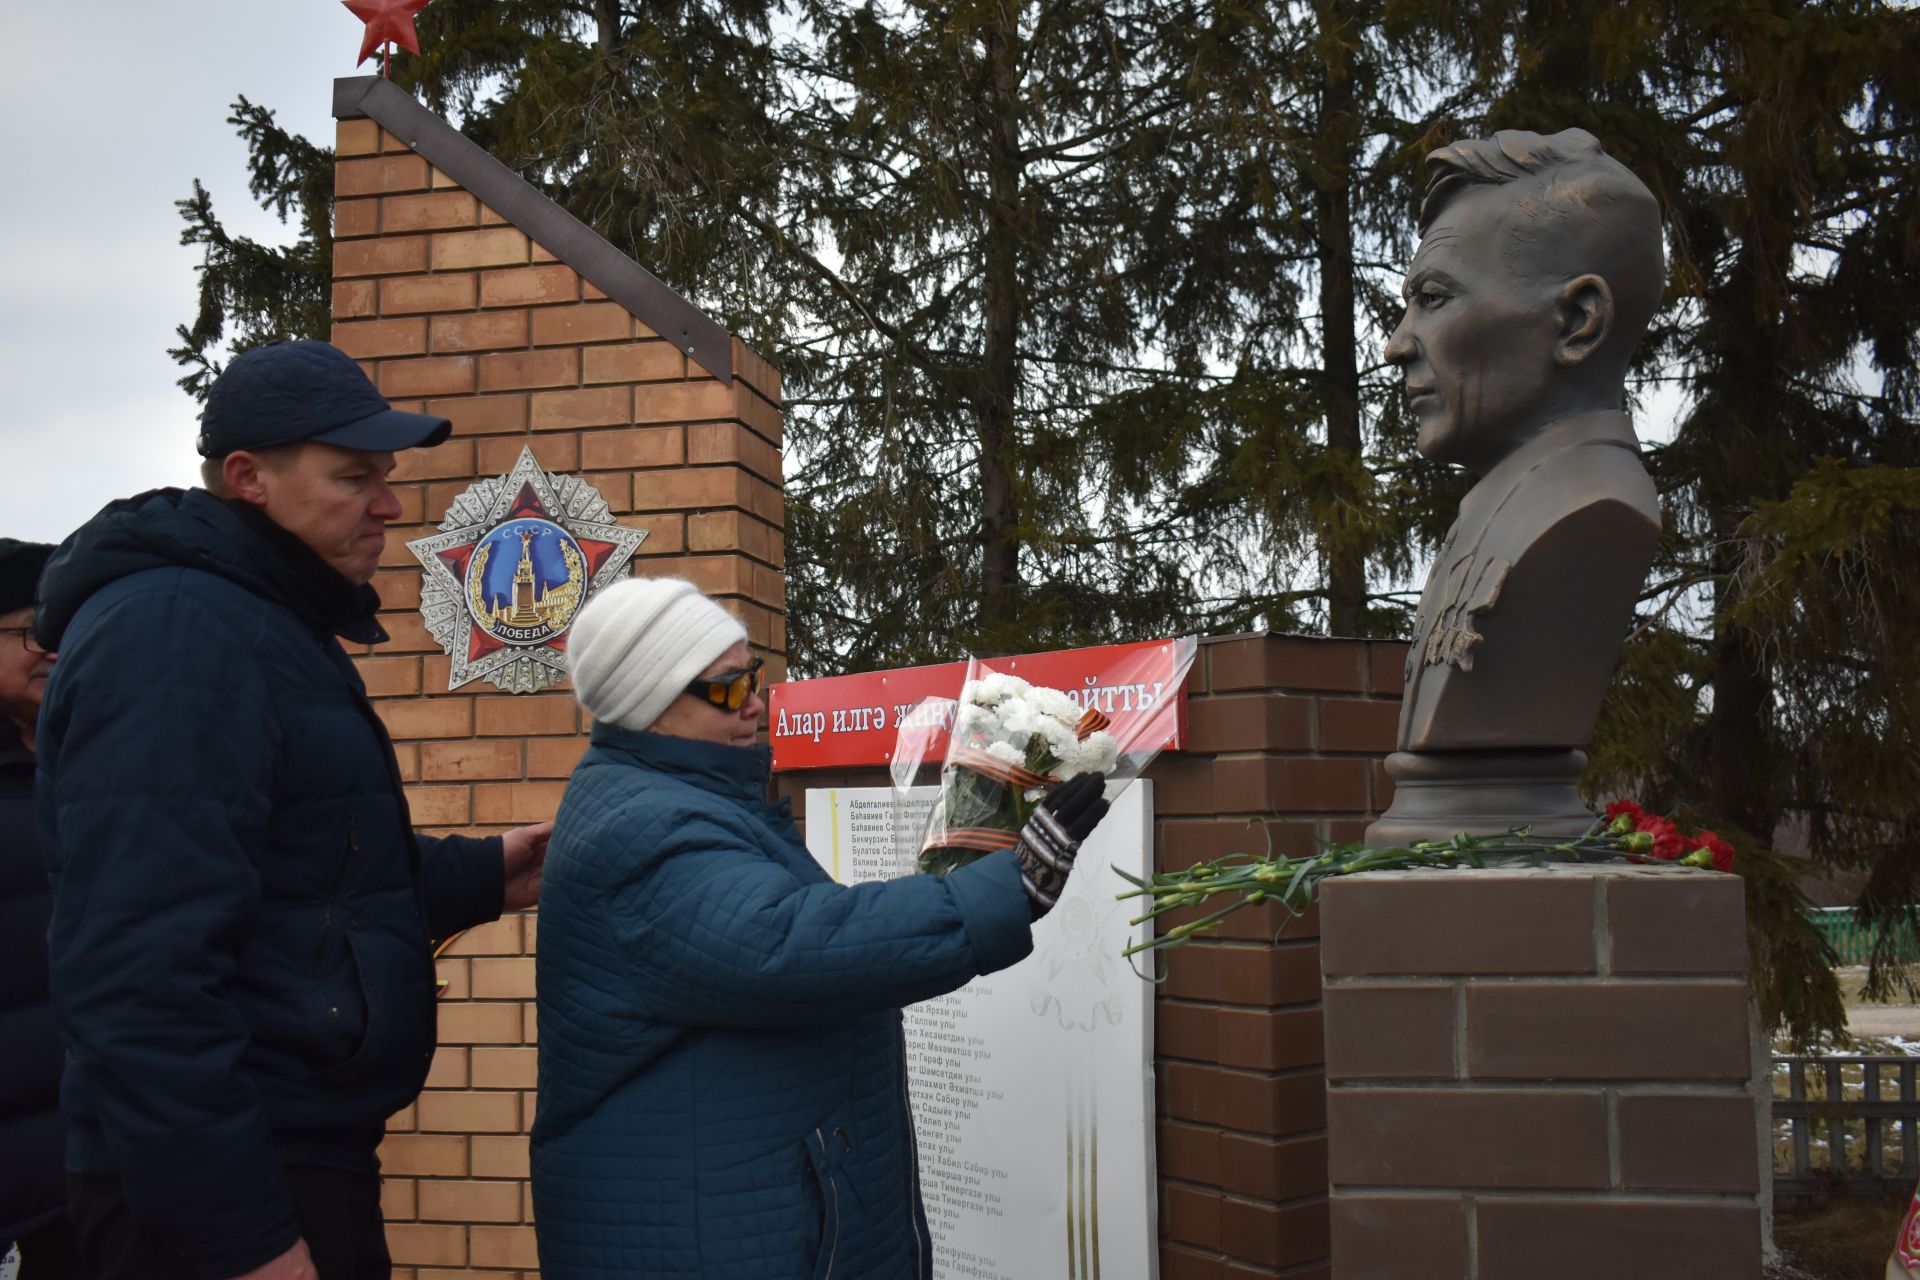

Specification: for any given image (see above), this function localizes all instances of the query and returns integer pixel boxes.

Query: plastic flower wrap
[893,644,1195,877]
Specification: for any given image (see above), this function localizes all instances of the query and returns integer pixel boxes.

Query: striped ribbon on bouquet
[920,711,1109,854]
[920,746,1054,853]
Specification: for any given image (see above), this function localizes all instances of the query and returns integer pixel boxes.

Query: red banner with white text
[768,638,1190,772]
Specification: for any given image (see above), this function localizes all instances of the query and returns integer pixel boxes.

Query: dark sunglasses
[686,656,764,711]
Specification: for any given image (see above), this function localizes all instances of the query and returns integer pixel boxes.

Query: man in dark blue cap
[34,342,552,1280]
[0,538,85,1279]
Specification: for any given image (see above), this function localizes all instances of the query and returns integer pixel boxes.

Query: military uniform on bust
[1399,410,1660,752]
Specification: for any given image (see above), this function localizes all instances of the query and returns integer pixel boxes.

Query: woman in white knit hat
[529,577,1110,1280]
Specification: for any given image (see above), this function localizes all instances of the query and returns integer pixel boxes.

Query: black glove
[1015,772,1110,917]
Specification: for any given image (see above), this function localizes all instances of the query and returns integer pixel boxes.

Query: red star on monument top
[345,0,432,72]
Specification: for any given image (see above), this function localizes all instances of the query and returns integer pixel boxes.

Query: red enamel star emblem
[344,0,432,70]
[407,447,648,693]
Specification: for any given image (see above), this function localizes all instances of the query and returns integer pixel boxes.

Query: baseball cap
[197,340,452,457]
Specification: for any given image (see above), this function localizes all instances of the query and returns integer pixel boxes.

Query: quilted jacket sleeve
[612,808,1034,1028]
[39,586,301,1279]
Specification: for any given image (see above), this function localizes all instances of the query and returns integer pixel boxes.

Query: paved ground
[1839,966,1920,1046]
[1849,1001,1920,1042]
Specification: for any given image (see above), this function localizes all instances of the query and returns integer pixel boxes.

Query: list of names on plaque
[804,784,1158,1280]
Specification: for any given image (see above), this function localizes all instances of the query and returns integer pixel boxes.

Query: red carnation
[1605,799,1646,835]
[1637,814,1689,861]
[1695,830,1737,874]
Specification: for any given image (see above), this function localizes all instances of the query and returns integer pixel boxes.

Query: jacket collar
[1446,410,1640,542]
[1477,410,1639,489]
[217,498,388,645]
[36,487,387,650]
[589,722,772,804]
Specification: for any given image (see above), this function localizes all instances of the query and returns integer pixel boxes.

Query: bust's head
[1386,128,1663,473]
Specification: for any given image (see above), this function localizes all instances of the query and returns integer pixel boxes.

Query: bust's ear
[1554,274,1613,367]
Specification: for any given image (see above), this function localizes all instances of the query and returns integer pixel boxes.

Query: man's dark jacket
[0,717,67,1246]
[34,489,505,1278]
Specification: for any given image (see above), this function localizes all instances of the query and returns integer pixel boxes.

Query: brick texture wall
[1320,866,1761,1280]
[1147,633,1404,1280]
[772,631,1410,1280]
[330,113,784,1278]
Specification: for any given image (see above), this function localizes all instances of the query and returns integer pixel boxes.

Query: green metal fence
[1810,907,1920,965]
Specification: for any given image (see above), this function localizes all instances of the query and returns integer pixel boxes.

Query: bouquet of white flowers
[894,644,1195,877]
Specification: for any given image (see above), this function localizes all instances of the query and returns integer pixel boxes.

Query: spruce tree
[169,99,334,398]
[202,1,1283,670]
[1161,0,1480,638]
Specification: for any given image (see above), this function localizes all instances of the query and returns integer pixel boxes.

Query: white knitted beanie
[566,577,749,731]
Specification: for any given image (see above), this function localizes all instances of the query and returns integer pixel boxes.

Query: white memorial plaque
[804,784,1159,1280]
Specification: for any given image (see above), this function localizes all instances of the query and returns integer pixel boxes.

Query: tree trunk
[976,16,1022,639]
[1314,1,1365,635]
[1704,222,1791,838]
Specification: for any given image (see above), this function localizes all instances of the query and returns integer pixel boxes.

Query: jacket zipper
[814,1126,840,1279]
[899,1023,928,1277]
[312,815,360,968]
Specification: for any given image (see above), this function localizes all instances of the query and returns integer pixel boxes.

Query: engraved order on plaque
[408,446,645,693]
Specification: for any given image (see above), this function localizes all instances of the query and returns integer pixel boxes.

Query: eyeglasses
[685,656,764,711]
[0,626,47,655]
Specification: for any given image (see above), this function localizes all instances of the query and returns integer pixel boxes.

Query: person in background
[529,576,1111,1279]
[0,538,84,1279]
[34,341,551,1280]
[1889,1180,1920,1279]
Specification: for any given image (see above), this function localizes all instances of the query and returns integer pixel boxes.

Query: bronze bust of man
[1366,128,1664,844]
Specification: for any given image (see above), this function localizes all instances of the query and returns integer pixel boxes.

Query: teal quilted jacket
[531,724,1036,1279]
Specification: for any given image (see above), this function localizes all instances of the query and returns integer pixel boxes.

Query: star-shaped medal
[408,448,647,693]
[344,0,432,69]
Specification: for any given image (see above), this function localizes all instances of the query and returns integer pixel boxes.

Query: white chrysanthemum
[1024,685,1082,724]
[954,702,1001,741]
[963,672,1030,708]
[1003,703,1076,760]
[1057,730,1119,779]
[1038,721,1079,749]
[983,739,1027,767]
[995,701,1039,737]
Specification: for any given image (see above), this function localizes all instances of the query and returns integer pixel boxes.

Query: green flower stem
[1117,827,1631,958]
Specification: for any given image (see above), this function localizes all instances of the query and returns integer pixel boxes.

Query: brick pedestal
[1321,867,1762,1280]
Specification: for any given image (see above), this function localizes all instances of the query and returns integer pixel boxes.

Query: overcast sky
[1,2,359,545]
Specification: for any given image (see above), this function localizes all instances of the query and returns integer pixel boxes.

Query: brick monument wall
[329,82,784,1277]
[1147,633,1404,1280]
[1321,866,1762,1280]
[772,631,1410,1280]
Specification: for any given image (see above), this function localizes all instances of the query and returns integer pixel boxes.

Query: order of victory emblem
[408,446,646,692]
